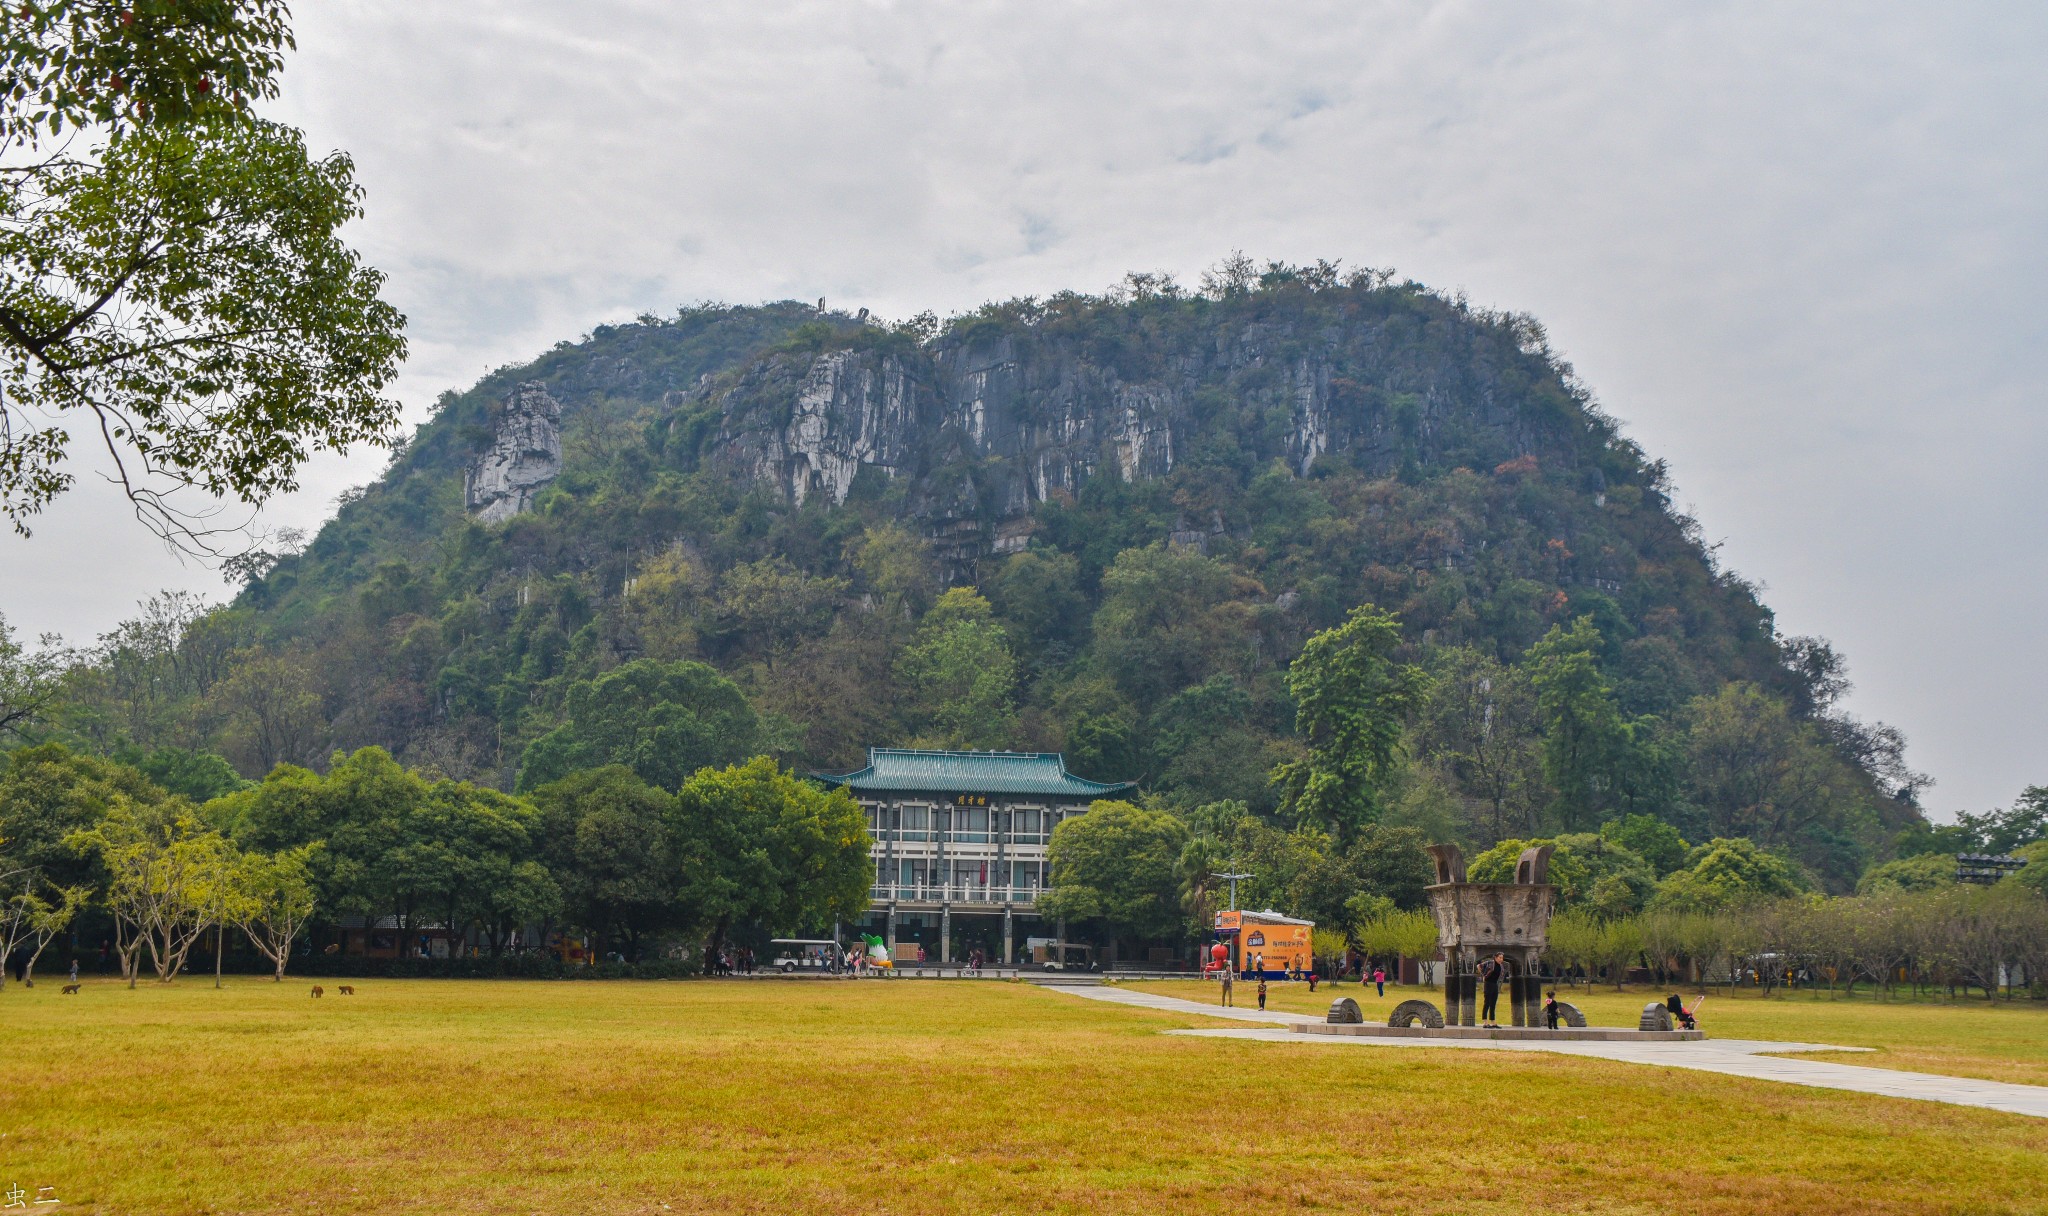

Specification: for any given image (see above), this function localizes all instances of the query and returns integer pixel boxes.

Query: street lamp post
[1208,871,1252,978]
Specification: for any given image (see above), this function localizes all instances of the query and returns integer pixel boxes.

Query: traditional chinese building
[816,748,1135,965]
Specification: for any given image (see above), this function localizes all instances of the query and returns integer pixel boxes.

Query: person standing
[1373,966,1386,998]
[68,958,78,985]
[1543,990,1563,1030]
[1256,977,1268,1011]
[1478,953,1507,1027]
[1220,970,1235,1007]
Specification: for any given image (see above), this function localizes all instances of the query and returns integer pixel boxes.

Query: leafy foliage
[1040,799,1187,943]
[0,3,405,543]
[516,660,760,793]
[1272,605,1423,839]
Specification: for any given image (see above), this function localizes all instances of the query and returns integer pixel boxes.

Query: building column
[886,905,897,963]
[1003,905,1013,965]
[941,903,951,966]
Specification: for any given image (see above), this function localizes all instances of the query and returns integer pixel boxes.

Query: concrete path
[1054,983,2048,1120]
[1054,980,1315,1025]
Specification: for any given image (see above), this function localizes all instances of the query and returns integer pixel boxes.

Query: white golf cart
[769,938,846,974]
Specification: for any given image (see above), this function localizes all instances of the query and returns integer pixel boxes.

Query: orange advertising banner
[1237,922,1311,975]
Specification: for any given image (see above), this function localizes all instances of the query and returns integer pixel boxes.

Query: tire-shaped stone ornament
[1639,1001,1674,1032]
[1326,997,1364,1024]
[1388,999,1445,1029]
[1554,1001,1587,1028]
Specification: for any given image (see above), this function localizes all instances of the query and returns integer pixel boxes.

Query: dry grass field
[1128,978,2048,1086]
[3,976,2045,1215]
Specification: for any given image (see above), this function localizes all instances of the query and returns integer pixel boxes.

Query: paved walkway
[1054,983,2048,1120]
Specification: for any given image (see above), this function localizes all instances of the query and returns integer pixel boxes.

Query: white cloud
[3,1,2042,815]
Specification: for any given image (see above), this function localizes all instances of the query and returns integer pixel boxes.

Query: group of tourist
[707,946,758,976]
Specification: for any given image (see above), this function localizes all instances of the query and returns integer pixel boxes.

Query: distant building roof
[815,748,1136,799]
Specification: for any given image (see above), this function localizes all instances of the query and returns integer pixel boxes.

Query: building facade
[816,748,1134,965]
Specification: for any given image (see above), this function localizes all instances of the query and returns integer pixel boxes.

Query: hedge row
[284,949,704,978]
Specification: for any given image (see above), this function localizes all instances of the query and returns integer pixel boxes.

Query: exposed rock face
[694,310,1577,575]
[466,382,563,524]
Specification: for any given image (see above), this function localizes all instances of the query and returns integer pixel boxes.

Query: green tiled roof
[816,749,1135,799]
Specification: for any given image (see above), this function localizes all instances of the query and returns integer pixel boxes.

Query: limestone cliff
[695,307,1574,570]
[465,382,563,524]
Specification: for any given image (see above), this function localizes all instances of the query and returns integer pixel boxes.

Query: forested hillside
[11,261,1938,892]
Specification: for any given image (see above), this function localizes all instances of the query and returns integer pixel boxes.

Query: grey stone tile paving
[1053,981,2048,1120]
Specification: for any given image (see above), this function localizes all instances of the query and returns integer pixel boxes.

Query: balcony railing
[872,829,1051,848]
[870,883,1043,905]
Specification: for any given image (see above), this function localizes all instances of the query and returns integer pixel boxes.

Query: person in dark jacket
[1478,953,1507,1027]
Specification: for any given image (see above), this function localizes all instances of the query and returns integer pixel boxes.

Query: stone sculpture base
[1291,1023,1705,1043]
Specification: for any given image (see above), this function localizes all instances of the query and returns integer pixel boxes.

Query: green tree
[671,757,871,957]
[1468,833,1658,915]
[1601,813,1690,877]
[987,548,1086,650]
[531,766,676,961]
[895,588,1018,750]
[221,746,429,926]
[214,646,324,773]
[1957,786,2048,854]
[1855,851,1956,897]
[1413,646,1544,838]
[2010,839,2048,900]
[1351,907,1439,968]
[852,523,935,618]
[1343,823,1436,911]
[1149,674,1286,812]
[707,558,846,668]
[1091,544,1255,704]
[1650,837,1807,914]
[394,779,543,961]
[516,659,761,793]
[618,550,705,663]
[1682,681,1865,850]
[231,844,318,980]
[0,611,68,739]
[0,2,406,543]
[125,745,249,803]
[1039,799,1188,948]
[0,742,159,888]
[1273,604,1424,839]
[1525,618,1630,831]
[67,796,238,986]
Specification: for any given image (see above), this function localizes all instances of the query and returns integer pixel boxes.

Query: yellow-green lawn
[1126,978,2048,1087]
[2,976,2045,1215]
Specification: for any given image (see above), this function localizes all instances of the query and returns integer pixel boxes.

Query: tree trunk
[215,922,224,989]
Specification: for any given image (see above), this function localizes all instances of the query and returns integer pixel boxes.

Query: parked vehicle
[769,938,846,973]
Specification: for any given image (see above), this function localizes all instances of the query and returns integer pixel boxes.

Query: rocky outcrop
[692,305,1581,573]
[466,382,563,524]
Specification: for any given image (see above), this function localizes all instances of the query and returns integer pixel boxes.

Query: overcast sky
[2,2,2041,819]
